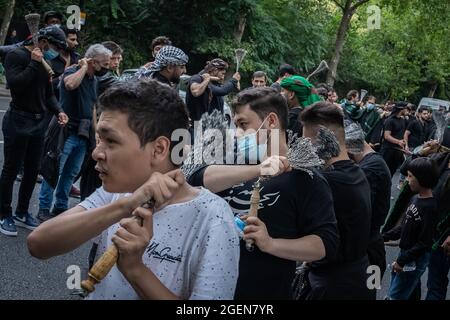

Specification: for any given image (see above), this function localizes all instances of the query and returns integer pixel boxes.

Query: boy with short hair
[384,157,439,300]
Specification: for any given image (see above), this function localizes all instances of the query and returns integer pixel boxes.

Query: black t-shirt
[425,119,436,141]
[4,46,62,115]
[359,153,392,240]
[189,167,339,299]
[406,118,426,148]
[382,116,407,149]
[186,74,211,122]
[288,107,303,136]
[384,196,436,266]
[316,160,372,268]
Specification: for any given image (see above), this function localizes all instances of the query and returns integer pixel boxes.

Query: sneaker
[0,216,18,236]
[51,207,67,217]
[13,212,40,230]
[69,185,81,198]
[37,208,53,222]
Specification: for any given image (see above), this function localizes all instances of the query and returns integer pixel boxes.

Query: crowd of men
[0,10,449,301]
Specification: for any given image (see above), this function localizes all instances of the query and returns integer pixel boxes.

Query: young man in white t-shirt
[27,79,240,300]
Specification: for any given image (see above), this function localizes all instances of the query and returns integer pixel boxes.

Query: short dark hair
[102,41,123,55]
[97,79,189,153]
[150,36,172,51]
[346,90,359,100]
[232,87,288,130]
[278,64,295,77]
[418,106,430,113]
[252,71,267,80]
[407,157,439,189]
[59,25,78,38]
[44,11,63,24]
[300,101,344,129]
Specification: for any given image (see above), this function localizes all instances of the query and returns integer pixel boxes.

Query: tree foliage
[4,0,450,102]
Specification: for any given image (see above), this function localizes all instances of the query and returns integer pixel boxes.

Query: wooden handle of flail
[41,59,55,77]
[245,180,261,252]
[81,244,118,294]
[79,200,154,297]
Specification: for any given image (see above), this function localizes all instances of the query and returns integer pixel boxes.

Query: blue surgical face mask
[367,103,375,111]
[44,48,59,61]
[236,118,269,164]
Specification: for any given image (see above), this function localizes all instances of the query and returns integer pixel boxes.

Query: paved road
[0,95,448,299]
[0,96,89,300]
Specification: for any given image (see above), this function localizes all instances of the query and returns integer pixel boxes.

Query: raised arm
[190,74,211,97]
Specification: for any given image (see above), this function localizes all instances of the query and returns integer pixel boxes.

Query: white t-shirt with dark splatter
[79,187,240,300]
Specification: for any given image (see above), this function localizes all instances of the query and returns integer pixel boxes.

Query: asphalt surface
[0,93,448,300]
[0,95,89,300]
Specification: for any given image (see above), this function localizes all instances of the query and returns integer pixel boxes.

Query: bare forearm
[265,235,326,262]
[384,132,401,145]
[204,165,261,193]
[124,264,179,300]
[27,198,134,259]
[404,131,410,145]
[191,79,209,97]
[64,66,87,90]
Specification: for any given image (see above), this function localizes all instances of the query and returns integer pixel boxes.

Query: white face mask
[236,117,269,164]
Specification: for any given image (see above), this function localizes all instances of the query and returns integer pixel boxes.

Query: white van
[418,97,450,111]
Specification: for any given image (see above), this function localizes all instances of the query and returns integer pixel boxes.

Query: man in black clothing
[51,27,81,100]
[301,102,374,300]
[381,102,409,176]
[188,88,339,299]
[186,58,240,122]
[0,26,68,237]
[345,122,392,278]
[134,45,188,87]
[279,75,321,136]
[404,107,430,152]
[270,64,295,93]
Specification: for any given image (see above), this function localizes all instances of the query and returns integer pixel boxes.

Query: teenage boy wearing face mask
[37,44,112,221]
[188,87,339,299]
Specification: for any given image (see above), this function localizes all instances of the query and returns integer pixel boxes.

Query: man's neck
[354,144,375,163]
[159,69,171,82]
[162,182,199,208]
[418,188,433,199]
[86,65,95,77]
[327,147,350,166]
[267,131,288,157]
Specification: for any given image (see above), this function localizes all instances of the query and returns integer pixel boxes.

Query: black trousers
[0,110,48,218]
[367,234,387,278]
[307,256,377,300]
[381,147,405,177]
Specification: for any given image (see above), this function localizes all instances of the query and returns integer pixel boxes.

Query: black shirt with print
[383,195,436,267]
[189,167,339,300]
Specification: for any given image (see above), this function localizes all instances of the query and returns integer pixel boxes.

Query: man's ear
[267,112,279,129]
[149,136,171,166]
[288,91,296,101]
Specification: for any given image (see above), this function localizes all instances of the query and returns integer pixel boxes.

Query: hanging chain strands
[234,48,247,72]
[286,130,324,176]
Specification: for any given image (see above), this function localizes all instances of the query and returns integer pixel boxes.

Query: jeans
[388,251,431,300]
[0,110,48,218]
[39,134,87,210]
[426,247,450,300]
